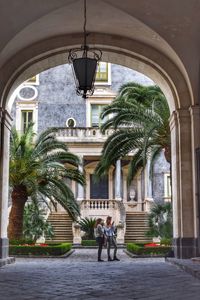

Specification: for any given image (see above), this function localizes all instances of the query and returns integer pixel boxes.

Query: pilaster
[0,109,12,259]
[190,105,200,254]
[170,108,197,258]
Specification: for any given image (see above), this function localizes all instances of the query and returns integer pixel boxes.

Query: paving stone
[0,249,199,299]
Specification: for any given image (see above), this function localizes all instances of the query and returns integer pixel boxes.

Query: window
[164,173,171,200]
[90,174,108,199]
[21,110,33,133]
[91,104,108,127]
[95,62,109,83]
[66,118,76,128]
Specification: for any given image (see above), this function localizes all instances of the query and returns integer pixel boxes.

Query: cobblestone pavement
[0,249,200,300]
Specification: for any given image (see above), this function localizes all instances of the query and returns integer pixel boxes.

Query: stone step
[47,212,73,243]
[48,221,72,224]
[46,240,72,243]
[126,225,148,227]
[125,212,152,243]
[126,220,149,222]
[125,238,151,241]
[125,230,149,233]
[48,218,72,223]
[54,228,71,234]
[126,223,148,225]
[126,219,149,222]
[126,217,148,220]
[126,217,149,220]
[49,223,72,226]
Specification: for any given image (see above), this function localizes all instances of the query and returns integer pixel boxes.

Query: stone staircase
[46,212,73,243]
[125,212,152,243]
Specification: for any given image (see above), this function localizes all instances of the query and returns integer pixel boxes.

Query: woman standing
[94,218,105,262]
[104,216,120,261]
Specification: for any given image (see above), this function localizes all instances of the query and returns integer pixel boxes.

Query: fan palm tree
[8,124,85,240]
[78,217,96,240]
[95,82,170,184]
[146,202,173,239]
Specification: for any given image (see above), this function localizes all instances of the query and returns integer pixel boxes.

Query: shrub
[126,243,171,256]
[127,243,142,255]
[146,203,173,239]
[160,238,172,246]
[9,239,34,245]
[23,203,54,242]
[78,217,96,240]
[141,246,171,256]
[9,242,71,256]
[82,240,97,246]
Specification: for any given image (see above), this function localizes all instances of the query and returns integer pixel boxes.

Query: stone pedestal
[72,223,82,245]
[116,223,125,244]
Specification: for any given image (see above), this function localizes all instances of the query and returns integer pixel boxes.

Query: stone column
[190,106,200,249]
[0,109,12,259]
[144,159,153,199]
[114,160,122,200]
[136,171,142,205]
[170,108,196,258]
[77,156,84,201]
[122,168,128,202]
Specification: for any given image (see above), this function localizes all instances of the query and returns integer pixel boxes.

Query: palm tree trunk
[8,185,28,240]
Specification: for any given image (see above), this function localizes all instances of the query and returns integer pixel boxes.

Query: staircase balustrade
[81,199,118,210]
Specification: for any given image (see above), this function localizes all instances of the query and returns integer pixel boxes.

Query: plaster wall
[11,63,153,132]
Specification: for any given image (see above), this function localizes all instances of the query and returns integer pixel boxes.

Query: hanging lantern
[68,0,102,99]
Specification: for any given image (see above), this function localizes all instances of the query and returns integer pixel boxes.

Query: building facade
[11,62,170,244]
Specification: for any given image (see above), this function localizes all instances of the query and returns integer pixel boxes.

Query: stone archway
[0,33,199,259]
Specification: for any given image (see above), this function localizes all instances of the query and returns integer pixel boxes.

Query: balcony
[55,127,114,143]
[81,199,118,210]
[80,199,121,224]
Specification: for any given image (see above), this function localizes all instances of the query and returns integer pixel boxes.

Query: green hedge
[82,240,97,246]
[127,243,142,254]
[9,243,72,256]
[160,238,172,246]
[126,241,152,247]
[9,239,34,245]
[127,243,171,256]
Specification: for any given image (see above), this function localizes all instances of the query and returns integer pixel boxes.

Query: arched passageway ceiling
[0,0,197,104]
[3,33,191,113]
[0,0,180,66]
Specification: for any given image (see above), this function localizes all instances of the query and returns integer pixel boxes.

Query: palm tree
[78,217,96,240]
[8,124,85,240]
[95,82,170,184]
[146,202,173,239]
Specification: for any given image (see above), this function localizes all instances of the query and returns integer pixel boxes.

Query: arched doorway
[0,31,199,259]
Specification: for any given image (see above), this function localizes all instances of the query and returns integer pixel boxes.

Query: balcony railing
[55,127,114,142]
[81,199,118,210]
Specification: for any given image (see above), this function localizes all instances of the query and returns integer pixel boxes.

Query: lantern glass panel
[73,57,97,90]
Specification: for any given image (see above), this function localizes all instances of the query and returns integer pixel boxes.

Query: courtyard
[0,249,200,300]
